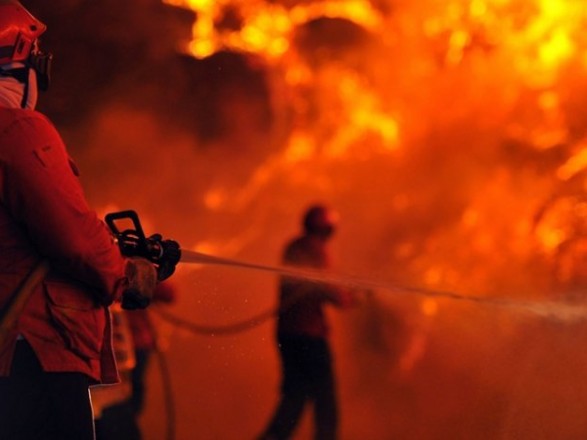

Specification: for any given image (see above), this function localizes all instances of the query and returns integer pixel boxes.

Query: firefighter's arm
[2,113,128,304]
[313,246,356,307]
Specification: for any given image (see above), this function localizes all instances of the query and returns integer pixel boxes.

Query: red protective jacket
[277,234,351,339]
[0,107,128,384]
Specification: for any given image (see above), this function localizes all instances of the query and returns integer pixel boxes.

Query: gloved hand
[122,257,157,310]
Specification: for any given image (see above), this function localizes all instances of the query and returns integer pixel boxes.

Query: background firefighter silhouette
[259,204,355,440]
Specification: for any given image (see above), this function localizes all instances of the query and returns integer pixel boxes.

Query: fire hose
[153,305,277,335]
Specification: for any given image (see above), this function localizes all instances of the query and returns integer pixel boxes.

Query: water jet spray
[106,210,587,323]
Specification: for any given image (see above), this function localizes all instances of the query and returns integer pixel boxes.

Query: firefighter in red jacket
[259,205,355,440]
[0,2,157,439]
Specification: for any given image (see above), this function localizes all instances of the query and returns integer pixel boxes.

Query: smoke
[21,0,587,438]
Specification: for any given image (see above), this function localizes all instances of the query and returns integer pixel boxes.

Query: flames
[157,0,587,298]
[163,0,382,59]
[421,0,583,84]
[163,0,397,163]
[103,1,587,436]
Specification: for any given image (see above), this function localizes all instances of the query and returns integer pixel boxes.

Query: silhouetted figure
[259,205,355,440]
[94,281,177,440]
[129,281,177,414]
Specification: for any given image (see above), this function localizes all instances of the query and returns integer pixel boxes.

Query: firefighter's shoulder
[0,107,58,138]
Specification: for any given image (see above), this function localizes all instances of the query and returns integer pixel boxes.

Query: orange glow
[557,144,587,180]
[284,132,315,163]
[76,0,587,438]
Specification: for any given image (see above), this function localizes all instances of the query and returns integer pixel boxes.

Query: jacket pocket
[44,281,105,360]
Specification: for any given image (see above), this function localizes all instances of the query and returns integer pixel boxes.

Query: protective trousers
[263,335,338,440]
[0,340,95,440]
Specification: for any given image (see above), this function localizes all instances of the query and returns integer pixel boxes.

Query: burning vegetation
[23,0,587,438]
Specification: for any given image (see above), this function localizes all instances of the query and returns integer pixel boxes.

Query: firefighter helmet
[0,1,46,65]
[0,1,52,92]
[303,204,338,238]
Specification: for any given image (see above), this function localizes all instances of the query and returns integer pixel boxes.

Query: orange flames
[158,0,587,295]
[110,1,587,438]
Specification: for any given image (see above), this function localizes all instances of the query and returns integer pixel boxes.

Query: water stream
[180,249,587,323]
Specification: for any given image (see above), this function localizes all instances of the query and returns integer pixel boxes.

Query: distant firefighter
[259,204,355,440]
